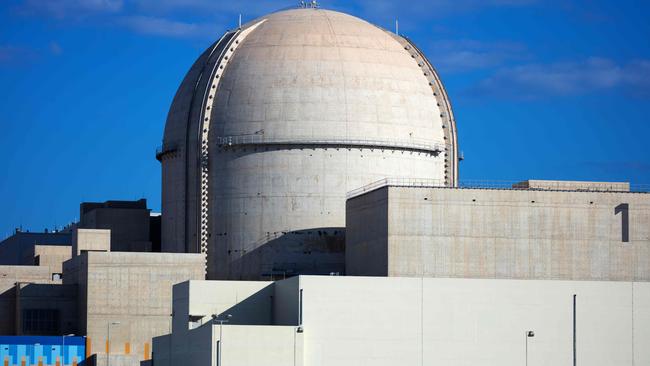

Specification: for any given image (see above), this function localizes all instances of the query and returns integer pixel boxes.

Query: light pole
[107,322,120,366]
[211,314,232,366]
[61,334,74,366]
[525,330,535,366]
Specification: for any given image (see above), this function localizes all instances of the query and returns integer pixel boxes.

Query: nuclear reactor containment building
[158,9,460,280]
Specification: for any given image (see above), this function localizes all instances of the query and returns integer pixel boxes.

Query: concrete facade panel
[63,251,205,365]
[347,186,650,281]
[72,229,110,256]
[0,266,57,335]
[157,276,650,366]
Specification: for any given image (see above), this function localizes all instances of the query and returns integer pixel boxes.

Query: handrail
[346,178,650,199]
[215,135,448,154]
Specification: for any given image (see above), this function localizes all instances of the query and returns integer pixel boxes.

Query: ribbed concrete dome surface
[160,8,458,280]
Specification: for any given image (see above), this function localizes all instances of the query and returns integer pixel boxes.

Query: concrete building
[159,7,460,280]
[62,229,205,366]
[346,179,650,280]
[1,228,204,365]
[2,5,650,366]
[0,230,71,266]
[0,232,73,336]
[0,266,61,336]
[15,282,78,337]
[154,276,650,366]
[79,199,160,253]
[30,245,72,277]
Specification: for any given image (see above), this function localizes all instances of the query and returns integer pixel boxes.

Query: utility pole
[573,294,577,366]
[525,330,535,366]
[107,322,120,366]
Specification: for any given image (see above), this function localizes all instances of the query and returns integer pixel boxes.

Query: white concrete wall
[634,282,650,366]
[159,276,650,366]
[172,280,273,333]
[298,276,650,366]
[217,325,301,366]
[163,280,299,366]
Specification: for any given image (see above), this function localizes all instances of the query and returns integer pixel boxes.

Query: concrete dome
[158,8,459,279]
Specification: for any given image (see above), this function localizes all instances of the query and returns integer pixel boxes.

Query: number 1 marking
[615,203,629,243]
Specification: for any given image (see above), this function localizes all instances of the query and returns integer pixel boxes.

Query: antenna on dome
[238,14,242,29]
[395,19,399,36]
[300,0,319,8]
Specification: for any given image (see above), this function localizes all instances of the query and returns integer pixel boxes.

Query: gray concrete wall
[62,252,89,333]
[81,206,151,252]
[345,188,388,276]
[72,229,110,256]
[347,186,650,281]
[16,282,78,336]
[273,276,300,326]
[0,232,71,265]
[29,245,71,275]
[0,265,56,335]
[63,252,205,365]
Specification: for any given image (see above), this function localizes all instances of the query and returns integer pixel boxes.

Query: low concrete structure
[63,246,205,366]
[154,275,650,366]
[15,282,78,336]
[1,227,205,365]
[0,266,60,335]
[346,182,650,280]
[0,231,71,266]
[30,245,72,277]
[72,229,110,256]
[79,199,159,252]
[153,279,300,366]
[0,235,74,336]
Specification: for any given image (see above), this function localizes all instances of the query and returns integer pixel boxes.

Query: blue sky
[1,0,649,237]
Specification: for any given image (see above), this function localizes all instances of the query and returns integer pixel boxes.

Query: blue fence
[0,336,86,366]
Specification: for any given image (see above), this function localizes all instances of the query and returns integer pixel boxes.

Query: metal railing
[155,144,179,161]
[215,135,448,154]
[346,178,650,199]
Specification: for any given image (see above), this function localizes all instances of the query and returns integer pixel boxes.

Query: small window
[52,273,63,281]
